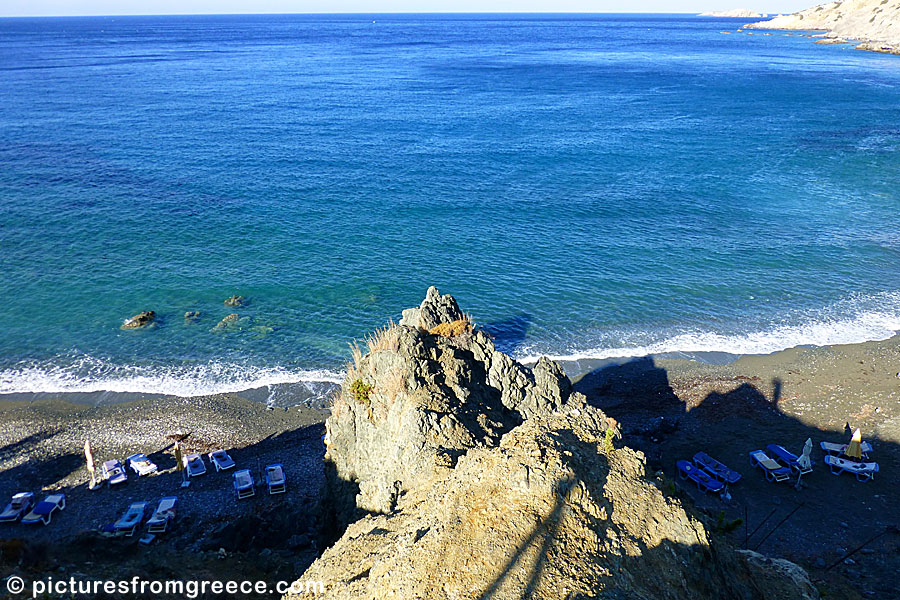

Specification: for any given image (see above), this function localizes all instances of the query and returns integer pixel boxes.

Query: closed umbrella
[798,438,813,472]
[175,441,188,487]
[846,428,863,460]
[84,440,97,490]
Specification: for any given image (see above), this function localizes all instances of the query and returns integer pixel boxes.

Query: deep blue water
[2,13,900,400]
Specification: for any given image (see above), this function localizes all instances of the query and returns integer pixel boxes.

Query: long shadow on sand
[574,357,900,598]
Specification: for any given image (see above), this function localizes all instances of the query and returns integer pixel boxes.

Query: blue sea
[2,13,900,404]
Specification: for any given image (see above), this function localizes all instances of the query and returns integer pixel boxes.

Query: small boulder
[214,313,240,331]
[184,311,201,323]
[121,311,155,330]
[224,295,246,307]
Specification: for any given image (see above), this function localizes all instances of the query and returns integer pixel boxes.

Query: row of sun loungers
[0,493,66,526]
[234,464,287,499]
[184,450,237,478]
[676,452,741,495]
[679,433,880,496]
[102,496,179,538]
[98,449,237,486]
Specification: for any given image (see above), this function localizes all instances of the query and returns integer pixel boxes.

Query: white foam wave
[0,355,344,397]
[518,305,900,364]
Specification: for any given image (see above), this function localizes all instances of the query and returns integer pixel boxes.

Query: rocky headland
[286,288,819,600]
[746,0,900,54]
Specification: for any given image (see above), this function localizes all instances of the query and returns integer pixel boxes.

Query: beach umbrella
[798,438,813,471]
[846,428,863,460]
[84,440,96,489]
[175,441,184,471]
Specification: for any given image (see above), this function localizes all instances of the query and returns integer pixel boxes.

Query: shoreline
[2,330,899,596]
[5,333,899,409]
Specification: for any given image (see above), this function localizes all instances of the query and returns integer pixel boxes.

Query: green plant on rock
[350,378,374,405]
[604,427,616,453]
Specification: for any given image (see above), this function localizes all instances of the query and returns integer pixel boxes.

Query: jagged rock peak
[324,288,577,527]
[399,285,465,330]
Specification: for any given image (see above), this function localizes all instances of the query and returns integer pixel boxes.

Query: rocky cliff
[747,0,900,54]
[288,288,819,600]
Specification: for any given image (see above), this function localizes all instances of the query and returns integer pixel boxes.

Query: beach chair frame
[21,494,66,526]
[823,455,879,482]
[677,460,725,494]
[115,502,148,537]
[234,469,255,500]
[693,452,741,484]
[183,454,207,478]
[749,450,791,482]
[0,492,36,523]
[266,463,287,495]
[147,496,178,534]
[820,441,873,460]
[208,450,236,472]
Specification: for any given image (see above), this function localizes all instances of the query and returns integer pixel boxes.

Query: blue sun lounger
[766,444,813,475]
[21,494,66,526]
[823,455,879,482]
[749,449,792,482]
[693,452,741,484]
[677,460,725,494]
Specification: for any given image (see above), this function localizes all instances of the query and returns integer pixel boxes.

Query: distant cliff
[747,0,900,54]
[699,8,766,17]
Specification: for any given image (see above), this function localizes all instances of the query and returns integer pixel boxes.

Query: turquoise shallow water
[2,14,900,399]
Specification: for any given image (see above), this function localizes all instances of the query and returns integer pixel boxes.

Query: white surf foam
[0,354,344,397]
[518,292,900,364]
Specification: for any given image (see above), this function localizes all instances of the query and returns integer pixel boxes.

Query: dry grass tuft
[379,367,408,405]
[429,318,473,338]
[366,319,400,353]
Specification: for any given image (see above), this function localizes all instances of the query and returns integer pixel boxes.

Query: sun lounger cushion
[693,452,741,484]
[750,450,792,481]
[677,459,725,493]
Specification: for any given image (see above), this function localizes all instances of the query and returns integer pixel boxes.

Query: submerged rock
[184,311,201,323]
[293,288,819,600]
[120,311,155,330]
[225,295,246,307]
[213,313,241,331]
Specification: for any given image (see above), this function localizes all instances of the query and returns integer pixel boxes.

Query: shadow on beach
[574,357,900,598]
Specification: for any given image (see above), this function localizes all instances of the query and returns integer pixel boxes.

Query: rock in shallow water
[213,313,241,331]
[120,311,155,330]
[225,294,246,307]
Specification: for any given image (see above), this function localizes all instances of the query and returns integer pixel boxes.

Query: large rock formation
[747,0,900,54]
[293,289,818,600]
[325,287,574,526]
